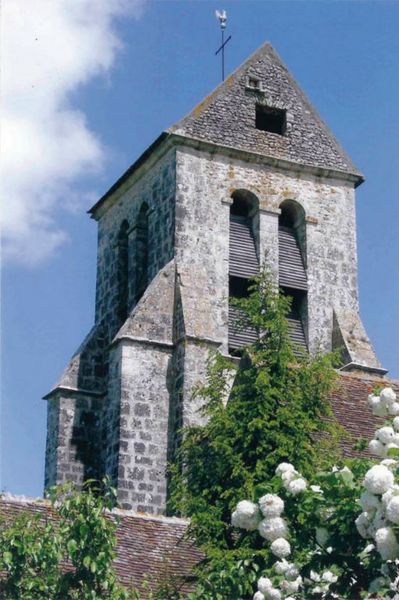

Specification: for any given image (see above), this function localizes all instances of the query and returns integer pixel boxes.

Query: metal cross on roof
[215,10,232,82]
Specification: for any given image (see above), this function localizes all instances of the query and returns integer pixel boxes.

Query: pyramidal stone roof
[169,42,361,180]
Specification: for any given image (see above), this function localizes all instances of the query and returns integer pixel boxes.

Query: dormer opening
[256,104,286,135]
[246,76,263,91]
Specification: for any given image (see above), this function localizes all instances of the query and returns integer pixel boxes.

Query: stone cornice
[43,385,105,401]
[172,133,364,187]
[89,131,364,220]
[339,362,388,376]
[112,334,222,350]
[110,335,174,350]
[175,335,222,347]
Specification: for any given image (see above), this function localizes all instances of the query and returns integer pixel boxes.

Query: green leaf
[67,539,77,554]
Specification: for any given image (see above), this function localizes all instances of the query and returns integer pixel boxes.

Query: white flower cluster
[232,491,292,560]
[256,490,291,559]
[355,388,399,564]
[356,464,399,560]
[253,560,303,600]
[332,465,353,484]
[369,421,399,458]
[368,388,399,419]
[231,500,261,531]
[275,463,307,496]
[233,386,399,598]
[305,570,338,597]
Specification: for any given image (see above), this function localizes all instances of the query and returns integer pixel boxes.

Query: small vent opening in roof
[246,76,263,92]
[256,104,286,135]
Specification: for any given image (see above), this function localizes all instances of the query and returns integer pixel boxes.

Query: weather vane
[215,10,231,82]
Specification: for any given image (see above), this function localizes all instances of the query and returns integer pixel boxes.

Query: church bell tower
[44,43,385,514]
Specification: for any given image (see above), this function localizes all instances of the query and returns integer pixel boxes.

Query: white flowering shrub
[231,387,399,599]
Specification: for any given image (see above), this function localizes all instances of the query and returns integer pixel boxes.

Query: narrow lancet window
[278,200,308,350]
[228,190,259,352]
[117,220,129,324]
[135,203,149,301]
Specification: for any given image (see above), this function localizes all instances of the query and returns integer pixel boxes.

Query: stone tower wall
[102,258,176,512]
[44,391,104,490]
[175,145,360,355]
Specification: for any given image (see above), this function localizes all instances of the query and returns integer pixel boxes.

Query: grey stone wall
[102,342,122,490]
[102,260,176,512]
[44,391,103,488]
[112,341,172,513]
[44,399,60,489]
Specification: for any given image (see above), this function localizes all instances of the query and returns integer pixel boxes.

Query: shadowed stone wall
[94,149,176,341]
[45,149,176,496]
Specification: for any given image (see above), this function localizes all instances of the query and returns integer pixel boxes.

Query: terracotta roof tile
[0,497,202,597]
[330,371,399,457]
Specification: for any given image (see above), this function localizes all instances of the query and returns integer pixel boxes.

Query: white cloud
[1,0,144,266]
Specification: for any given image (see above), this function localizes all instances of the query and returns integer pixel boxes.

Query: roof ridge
[0,493,48,505]
[338,371,399,384]
[0,494,190,525]
[110,506,189,525]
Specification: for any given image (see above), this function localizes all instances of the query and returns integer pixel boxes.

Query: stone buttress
[44,42,386,514]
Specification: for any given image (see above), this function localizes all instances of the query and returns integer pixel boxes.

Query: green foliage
[168,267,346,596]
[186,552,264,600]
[0,512,61,599]
[353,437,369,452]
[0,481,131,600]
[51,480,128,599]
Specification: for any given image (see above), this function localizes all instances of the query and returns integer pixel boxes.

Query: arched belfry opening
[117,219,129,324]
[228,190,259,352]
[135,202,149,302]
[278,200,308,349]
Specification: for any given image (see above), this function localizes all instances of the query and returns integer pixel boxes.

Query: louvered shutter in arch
[278,226,307,291]
[287,314,307,351]
[229,215,259,278]
[228,304,258,351]
[228,215,259,351]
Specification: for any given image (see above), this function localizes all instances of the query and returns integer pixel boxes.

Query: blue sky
[2,0,399,497]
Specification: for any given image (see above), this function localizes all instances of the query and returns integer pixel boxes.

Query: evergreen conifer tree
[168,268,344,598]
